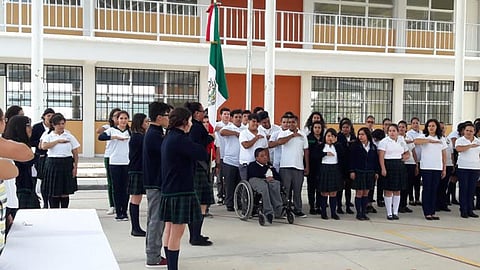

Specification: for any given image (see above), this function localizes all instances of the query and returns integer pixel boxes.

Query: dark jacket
[307,133,323,177]
[316,142,348,176]
[30,122,47,155]
[188,119,214,163]
[161,128,208,194]
[128,132,144,173]
[247,161,281,181]
[348,141,380,173]
[142,124,164,189]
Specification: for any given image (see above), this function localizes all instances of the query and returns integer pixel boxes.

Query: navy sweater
[307,133,323,177]
[142,124,164,189]
[128,132,144,172]
[188,119,214,162]
[348,141,380,173]
[315,142,348,176]
[247,161,281,181]
[30,122,47,155]
[161,128,207,194]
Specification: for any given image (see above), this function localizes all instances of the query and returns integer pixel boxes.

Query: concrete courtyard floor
[69,190,480,270]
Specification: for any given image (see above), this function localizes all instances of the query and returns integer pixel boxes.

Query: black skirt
[383,159,407,191]
[127,172,146,195]
[42,157,77,197]
[159,192,202,224]
[35,155,47,180]
[193,165,215,205]
[318,164,341,192]
[17,188,40,209]
[352,170,375,190]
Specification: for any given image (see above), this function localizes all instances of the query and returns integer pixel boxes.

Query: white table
[0,209,119,270]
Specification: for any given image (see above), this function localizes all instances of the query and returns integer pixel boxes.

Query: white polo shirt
[104,127,130,165]
[220,123,245,167]
[215,121,229,159]
[322,144,338,164]
[378,136,408,159]
[402,135,417,165]
[42,131,80,157]
[456,136,480,170]
[269,128,287,168]
[418,135,447,170]
[407,129,423,161]
[444,136,454,167]
[259,124,281,164]
[278,129,309,170]
[239,129,268,165]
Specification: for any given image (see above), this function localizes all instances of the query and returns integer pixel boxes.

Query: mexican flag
[206,2,228,127]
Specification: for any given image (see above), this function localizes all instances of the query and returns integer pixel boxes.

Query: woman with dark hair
[304,111,325,135]
[455,122,480,218]
[414,119,447,220]
[349,127,379,220]
[378,124,409,220]
[307,121,325,215]
[336,117,356,214]
[3,116,38,209]
[42,113,80,208]
[99,110,131,221]
[4,106,24,123]
[128,113,148,236]
[160,107,207,270]
[97,108,121,215]
[183,102,214,246]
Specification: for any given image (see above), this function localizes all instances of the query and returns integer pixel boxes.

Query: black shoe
[377,201,385,207]
[226,207,235,212]
[309,208,317,215]
[346,208,354,214]
[425,216,434,220]
[404,207,413,213]
[366,206,377,213]
[409,201,416,206]
[294,211,307,218]
[331,214,340,220]
[316,208,322,215]
[266,214,274,224]
[399,207,406,213]
[362,215,370,221]
[461,213,469,218]
[440,207,451,212]
[431,216,440,220]
[476,205,480,210]
[336,208,345,214]
[468,212,479,218]
[387,215,394,220]
[392,215,399,220]
[190,238,213,246]
[356,215,365,221]
[321,214,329,220]
[451,199,459,205]
[131,229,146,237]
[200,235,210,241]
[415,201,422,206]
[347,202,354,207]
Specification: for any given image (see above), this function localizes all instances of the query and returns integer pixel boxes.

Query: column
[245,0,253,110]
[198,0,211,42]
[392,77,404,122]
[82,63,96,157]
[0,1,5,32]
[453,0,466,125]
[300,73,312,125]
[394,0,407,53]
[199,66,209,106]
[302,0,313,49]
[83,0,95,36]
[0,76,5,110]
[31,0,44,120]
[264,0,276,119]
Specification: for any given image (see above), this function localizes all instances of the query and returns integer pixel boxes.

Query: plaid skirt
[42,157,77,197]
[35,155,47,180]
[383,159,407,191]
[128,172,146,195]
[193,165,215,205]
[352,170,376,190]
[159,192,202,224]
[318,164,341,192]
[17,188,40,209]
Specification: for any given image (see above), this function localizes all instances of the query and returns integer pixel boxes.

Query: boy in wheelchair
[247,148,284,224]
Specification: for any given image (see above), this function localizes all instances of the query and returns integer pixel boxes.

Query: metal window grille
[464,81,479,92]
[5,64,83,120]
[97,0,197,15]
[403,79,453,124]
[95,67,199,121]
[0,64,6,76]
[311,77,393,124]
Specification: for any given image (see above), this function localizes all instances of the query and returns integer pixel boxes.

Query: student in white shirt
[269,112,293,172]
[406,116,423,206]
[414,119,447,220]
[438,122,454,212]
[378,124,409,220]
[277,115,309,218]
[398,120,416,214]
[455,123,480,218]
[258,111,281,165]
[41,113,80,209]
[238,114,268,180]
[99,110,131,221]
[214,107,231,205]
[219,109,244,211]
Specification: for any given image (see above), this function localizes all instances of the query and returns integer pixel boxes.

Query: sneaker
[217,198,224,205]
[294,211,307,218]
[106,207,115,215]
[121,215,129,221]
[145,257,167,268]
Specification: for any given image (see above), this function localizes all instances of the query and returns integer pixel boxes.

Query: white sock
[384,196,393,216]
[392,195,401,215]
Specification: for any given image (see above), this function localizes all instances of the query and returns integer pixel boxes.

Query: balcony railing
[1,0,479,55]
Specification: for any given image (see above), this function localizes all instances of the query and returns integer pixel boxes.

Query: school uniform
[307,133,323,212]
[159,128,207,224]
[417,135,447,217]
[220,123,244,210]
[14,158,39,209]
[401,135,417,211]
[30,122,49,180]
[239,129,268,180]
[101,124,115,209]
[128,132,145,195]
[407,129,423,203]
[215,120,229,203]
[437,136,454,210]
[455,136,480,217]
[258,124,281,165]
[42,131,80,199]
[269,128,286,172]
[247,161,283,218]
[99,127,130,219]
[337,133,356,212]
[378,137,408,192]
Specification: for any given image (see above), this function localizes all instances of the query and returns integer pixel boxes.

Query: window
[464,81,479,92]
[403,79,453,124]
[95,67,199,121]
[0,64,6,77]
[314,0,393,25]
[311,77,393,124]
[97,0,197,15]
[407,0,454,31]
[5,64,83,120]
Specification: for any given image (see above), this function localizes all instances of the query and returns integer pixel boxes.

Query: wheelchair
[233,179,295,226]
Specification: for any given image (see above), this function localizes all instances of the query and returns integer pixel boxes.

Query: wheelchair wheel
[234,180,254,221]
[286,210,295,224]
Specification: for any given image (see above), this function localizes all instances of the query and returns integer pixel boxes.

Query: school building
[0,0,479,157]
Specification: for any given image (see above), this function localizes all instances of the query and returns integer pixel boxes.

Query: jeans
[145,189,166,264]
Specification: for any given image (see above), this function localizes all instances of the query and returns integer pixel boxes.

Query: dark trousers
[222,163,240,209]
[216,159,225,199]
[401,164,417,208]
[110,165,129,218]
[420,169,441,216]
[307,175,321,210]
[104,158,115,207]
[376,175,384,203]
[409,165,422,202]
[457,168,480,215]
[436,166,453,209]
